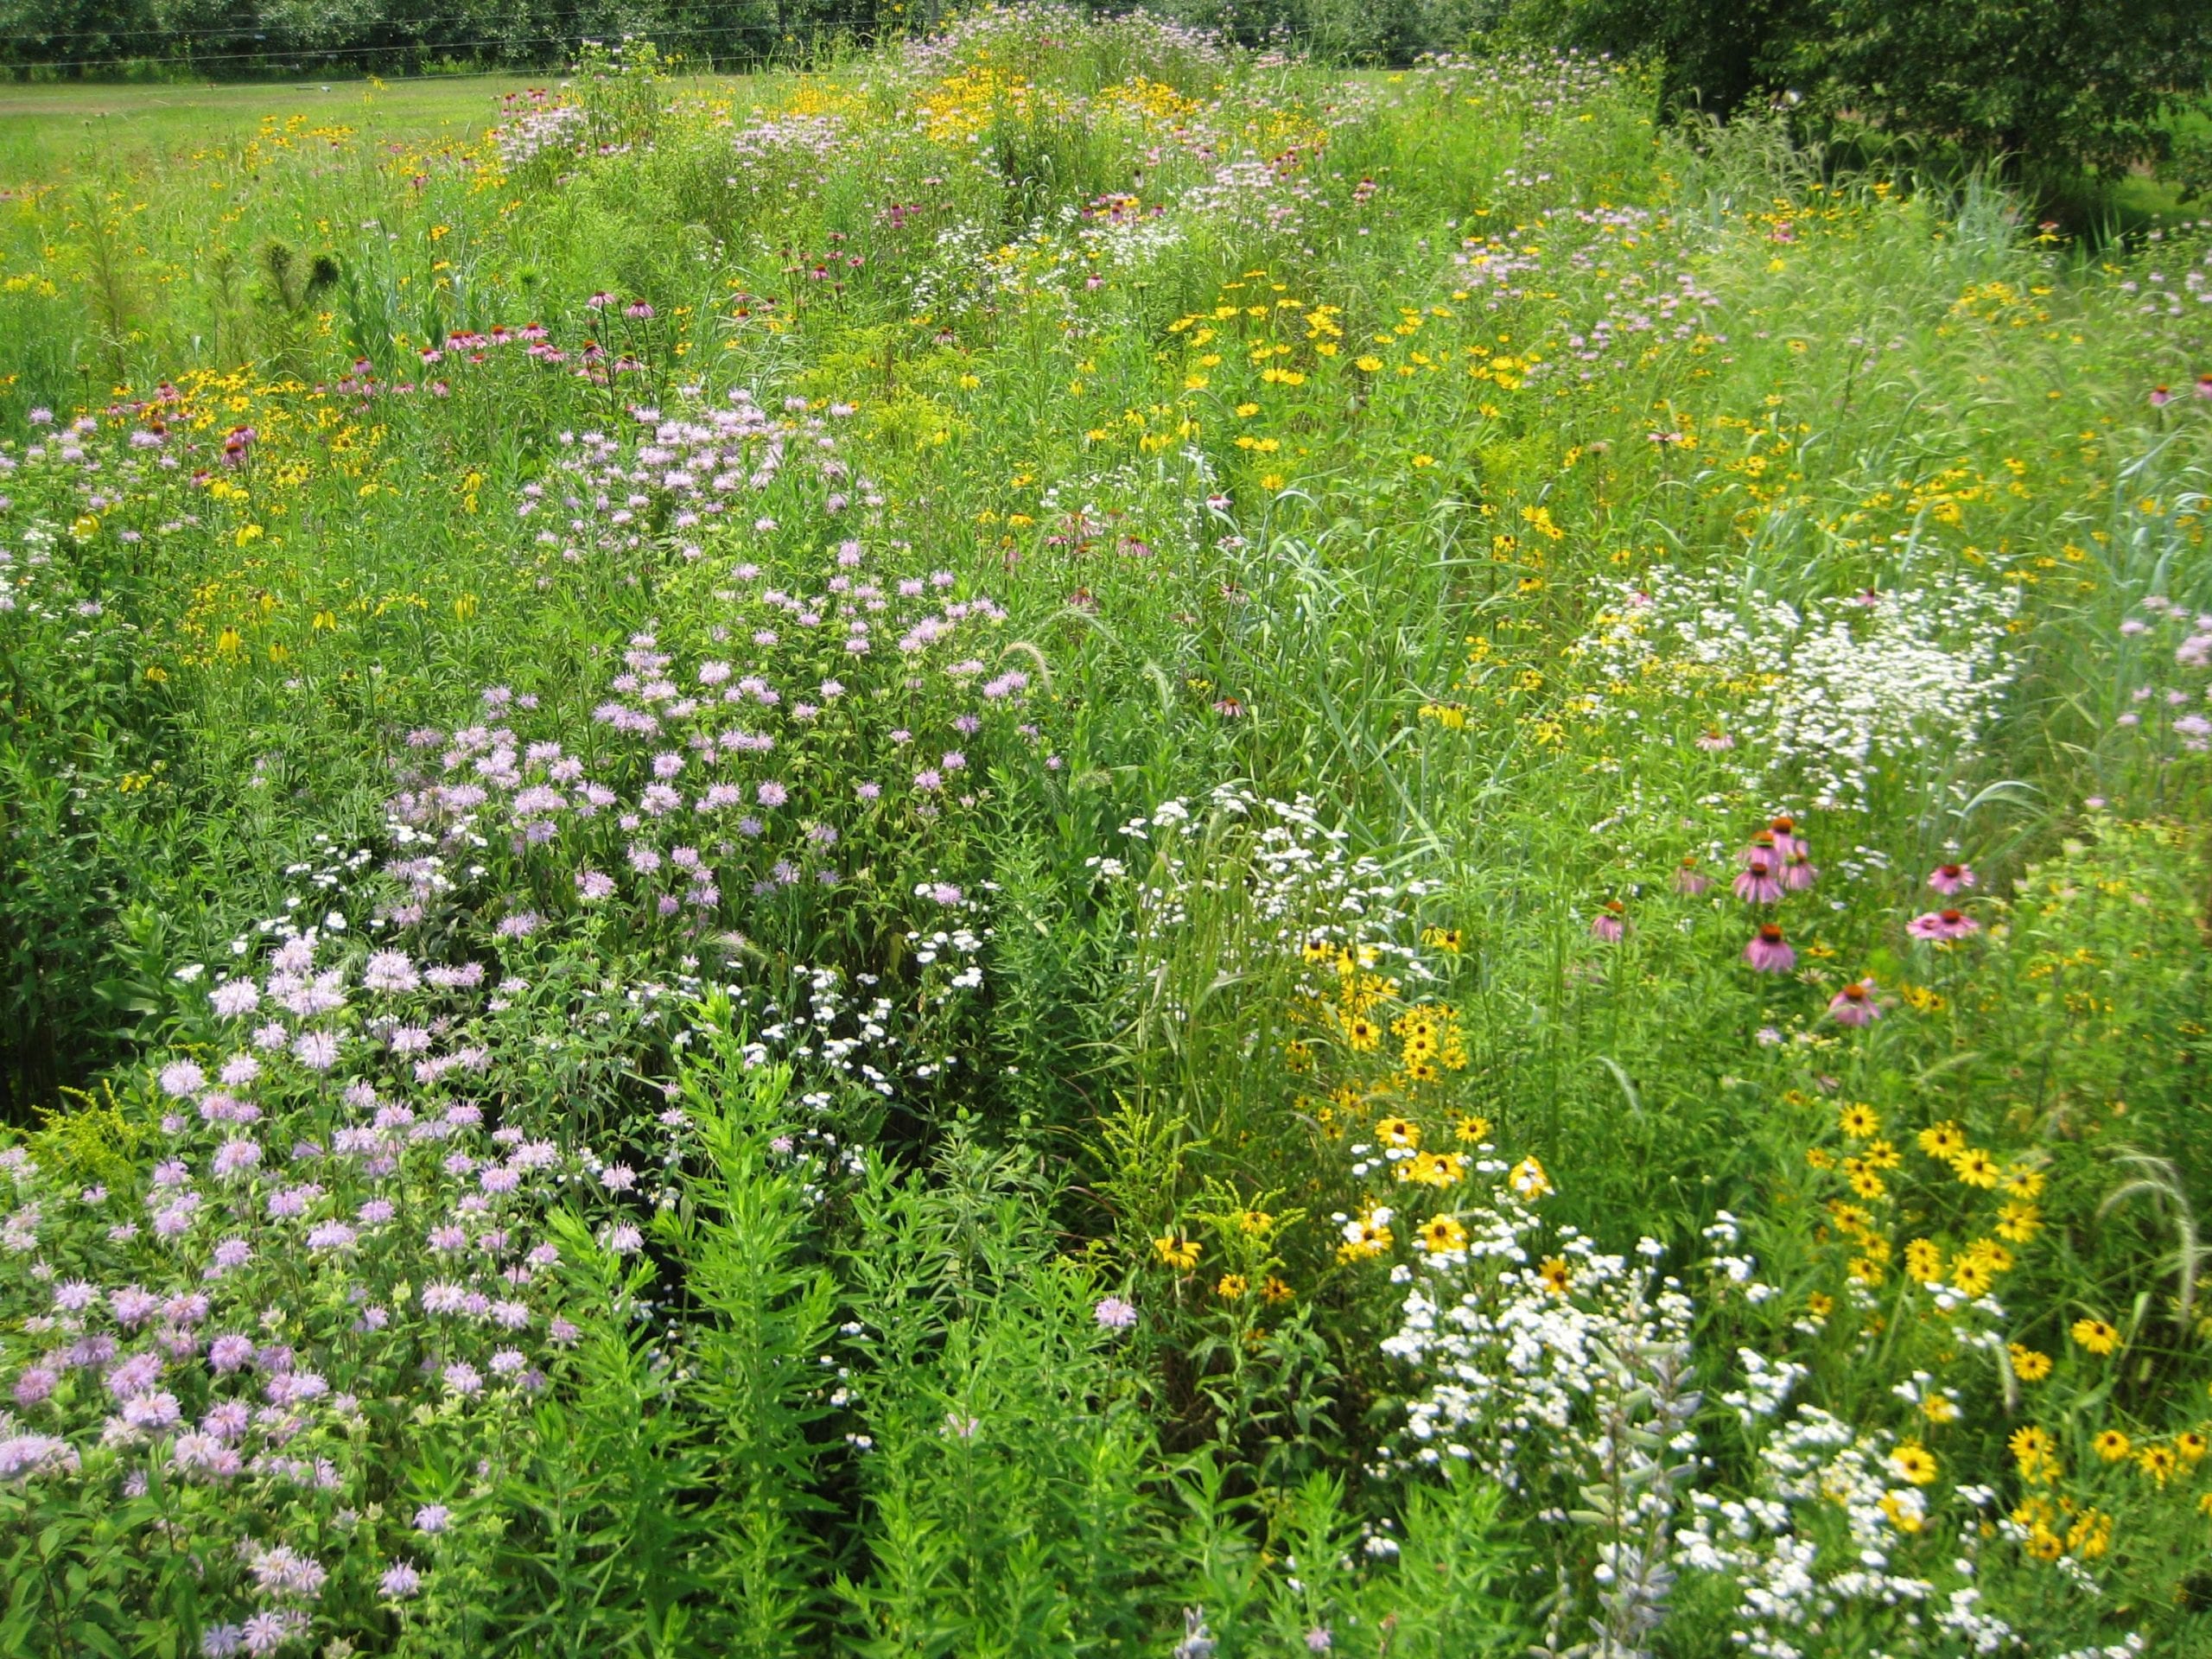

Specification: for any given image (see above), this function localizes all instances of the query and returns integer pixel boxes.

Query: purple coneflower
[1744,924,1796,974]
[1783,851,1818,891]
[1733,854,1783,906]
[1673,856,1711,896]
[2151,385,2173,407]
[1766,816,1803,858]
[1907,908,1980,941]
[1828,980,1881,1027]
[1590,901,1626,943]
[1926,862,1975,895]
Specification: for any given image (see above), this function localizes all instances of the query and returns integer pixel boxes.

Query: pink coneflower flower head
[1766,817,1803,858]
[1739,830,1779,867]
[1744,924,1795,974]
[1733,855,1783,906]
[1590,900,1626,944]
[2197,373,2212,400]
[2151,385,2174,407]
[1783,851,1818,892]
[1828,979,1881,1027]
[1695,728,1734,752]
[1908,907,1980,942]
[1926,862,1975,896]
[1673,856,1711,896]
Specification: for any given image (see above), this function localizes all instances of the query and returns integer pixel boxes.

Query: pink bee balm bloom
[1590,902,1626,943]
[1828,980,1881,1027]
[1744,925,1795,974]
[1908,908,1980,942]
[1926,862,1975,896]
[1094,1296,1137,1330]
[1783,851,1818,892]
[1673,857,1711,896]
[1733,855,1784,906]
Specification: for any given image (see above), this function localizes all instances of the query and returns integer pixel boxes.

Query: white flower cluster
[1117,785,1432,971]
[1580,564,2020,810]
[1378,1179,1688,1491]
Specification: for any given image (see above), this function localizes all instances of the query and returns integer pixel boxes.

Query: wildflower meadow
[3,11,2211,1656]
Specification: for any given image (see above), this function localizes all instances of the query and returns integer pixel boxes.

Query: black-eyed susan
[2138,1443,2177,1484]
[1376,1116,1420,1150]
[1999,1163,2045,1198]
[1995,1201,2041,1243]
[1889,1443,1938,1485]
[1216,1273,1249,1300]
[2024,1526,2063,1562]
[2008,1344,2053,1382]
[1904,1238,1944,1283]
[1262,1274,1294,1304]
[1453,1114,1491,1143]
[1950,1256,1995,1295]
[2071,1317,2120,1356]
[2008,1425,2056,1477]
[1917,1121,1967,1159]
[1839,1103,1880,1139]
[2092,1428,2131,1463]
[1344,1014,1382,1052]
[1508,1156,1553,1199]
[1949,1147,2000,1189]
[2068,1510,2113,1558]
[1418,1215,1468,1253]
[1537,1255,1573,1295]
[1154,1233,1201,1270]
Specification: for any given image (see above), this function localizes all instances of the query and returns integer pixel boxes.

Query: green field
[2,12,2209,1658]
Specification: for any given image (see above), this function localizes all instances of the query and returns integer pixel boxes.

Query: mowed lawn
[0,71,753,181]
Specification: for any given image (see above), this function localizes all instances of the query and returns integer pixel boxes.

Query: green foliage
[1497,0,2212,182]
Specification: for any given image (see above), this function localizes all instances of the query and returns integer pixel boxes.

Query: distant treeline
[1,0,2205,187]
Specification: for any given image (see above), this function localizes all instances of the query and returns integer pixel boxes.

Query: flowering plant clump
[5,6,2212,1654]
